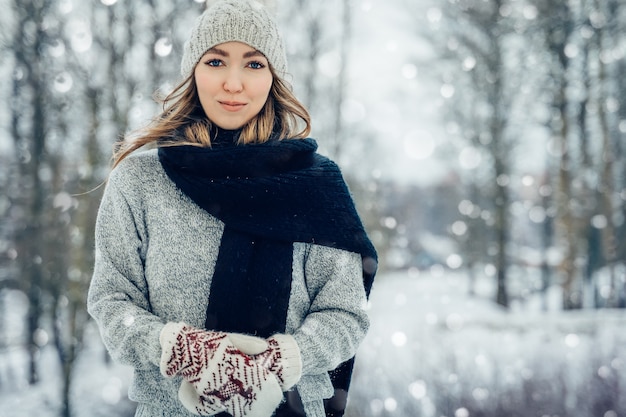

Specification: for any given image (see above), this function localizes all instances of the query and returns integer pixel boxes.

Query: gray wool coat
[86,149,369,417]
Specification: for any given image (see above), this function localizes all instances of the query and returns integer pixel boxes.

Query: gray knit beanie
[181,0,287,79]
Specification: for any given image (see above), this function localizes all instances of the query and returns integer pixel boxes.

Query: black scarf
[158,136,377,417]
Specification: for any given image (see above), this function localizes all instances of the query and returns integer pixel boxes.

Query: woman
[87,1,377,416]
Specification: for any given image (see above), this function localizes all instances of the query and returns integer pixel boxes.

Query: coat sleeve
[292,245,369,376]
[87,171,164,370]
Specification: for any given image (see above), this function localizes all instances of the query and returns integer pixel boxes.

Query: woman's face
[194,41,273,130]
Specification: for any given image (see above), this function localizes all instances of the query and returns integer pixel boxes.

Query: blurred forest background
[0,0,625,416]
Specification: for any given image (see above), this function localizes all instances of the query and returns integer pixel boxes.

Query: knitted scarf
[158,136,377,417]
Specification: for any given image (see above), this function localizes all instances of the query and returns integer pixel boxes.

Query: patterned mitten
[253,334,302,391]
[159,322,283,417]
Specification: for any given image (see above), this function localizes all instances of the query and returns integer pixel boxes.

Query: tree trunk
[330,0,351,160]
[594,0,618,307]
[494,160,509,308]
[25,10,48,385]
[556,79,580,310]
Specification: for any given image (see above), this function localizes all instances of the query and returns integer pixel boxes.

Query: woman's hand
[159,322,282,417]
[232,333,303,392]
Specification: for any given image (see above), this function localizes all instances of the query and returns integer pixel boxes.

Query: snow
[0,318,135,417]
[1,0,624,415]
[347,270,626,417]
[3,270,626,416]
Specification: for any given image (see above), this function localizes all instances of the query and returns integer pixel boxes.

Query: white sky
[345,0,550,186]
[347,0,452,186]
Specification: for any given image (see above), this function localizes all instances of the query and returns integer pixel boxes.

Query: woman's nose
[223,69,243,93]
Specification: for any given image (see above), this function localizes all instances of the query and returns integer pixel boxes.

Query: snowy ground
[347,269,626,417]
[2,269,626,417]
[0,291,136,417]
[0,322,136,417]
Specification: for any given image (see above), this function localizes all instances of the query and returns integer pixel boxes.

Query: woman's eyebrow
[204,47,264,59]
[243,50,264,59]
[206,47,228,56]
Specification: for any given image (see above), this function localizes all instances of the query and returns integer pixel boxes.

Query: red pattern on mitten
[253,334,302,391]
[160,323,226,379]
[159,323,283,417]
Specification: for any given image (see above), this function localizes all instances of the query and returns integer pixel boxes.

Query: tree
[588,0,622,307]
[419,0,519,307]
[528,0,626,309]
[8,0,55,385]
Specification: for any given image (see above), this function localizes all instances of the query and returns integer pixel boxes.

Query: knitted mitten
[159,322,282,417]
[253,334,302,391]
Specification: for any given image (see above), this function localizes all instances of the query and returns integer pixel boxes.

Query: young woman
[87,1,377,417]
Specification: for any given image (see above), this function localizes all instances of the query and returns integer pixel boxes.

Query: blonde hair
[112,67,311,169]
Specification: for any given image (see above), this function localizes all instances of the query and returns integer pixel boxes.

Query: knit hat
[181,0,287,79]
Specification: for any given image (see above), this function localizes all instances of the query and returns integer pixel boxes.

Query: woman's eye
[248,61,265,70]
[205,59,222,67]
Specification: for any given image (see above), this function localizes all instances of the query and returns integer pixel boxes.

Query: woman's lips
[219,101,246,112]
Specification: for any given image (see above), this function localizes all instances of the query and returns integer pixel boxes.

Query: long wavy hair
[111,66,311,169]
